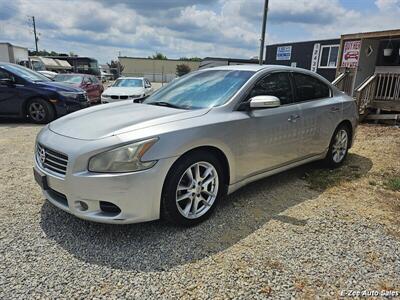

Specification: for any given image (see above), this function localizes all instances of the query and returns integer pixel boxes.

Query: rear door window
[293,73,330,102]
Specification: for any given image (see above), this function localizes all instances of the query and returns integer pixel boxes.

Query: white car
[101,77,153,103]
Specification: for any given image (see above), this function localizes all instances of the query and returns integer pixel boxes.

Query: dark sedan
[0,63,89,124]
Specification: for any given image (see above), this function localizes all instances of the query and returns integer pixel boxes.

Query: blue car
[0,63,90,123]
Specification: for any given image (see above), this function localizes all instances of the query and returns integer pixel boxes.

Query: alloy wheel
[29,102,46,122]
[176,161,219,219]
[332,129,348,163]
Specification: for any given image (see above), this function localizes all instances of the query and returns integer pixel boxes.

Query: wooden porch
[334,71,400,121]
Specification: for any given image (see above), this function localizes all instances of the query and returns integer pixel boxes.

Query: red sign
[341,40,361,68]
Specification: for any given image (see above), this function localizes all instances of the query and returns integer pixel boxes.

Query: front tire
[161,151,225,226]
[324,124,351,167]
[27,98,55,124]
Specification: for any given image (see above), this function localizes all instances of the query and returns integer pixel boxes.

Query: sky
[0,0,399,64]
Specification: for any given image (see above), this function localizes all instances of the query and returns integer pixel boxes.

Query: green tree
[179,57,202,62]
[148,52,168,60]
[107,60,125,79]
[176,64,191,77]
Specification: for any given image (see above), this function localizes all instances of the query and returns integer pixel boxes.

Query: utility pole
[32,16,39,53]
[117,51,121,77]
[259,0,269,65]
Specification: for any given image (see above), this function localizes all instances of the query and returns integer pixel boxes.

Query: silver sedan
[33,65,358,226]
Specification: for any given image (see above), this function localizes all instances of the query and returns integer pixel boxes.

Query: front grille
[37,144,68,176]
[119,96,128,100]
[111,95,119,100]
[77,93,87,102]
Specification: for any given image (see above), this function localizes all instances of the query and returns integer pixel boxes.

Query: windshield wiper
[147,101,185,109]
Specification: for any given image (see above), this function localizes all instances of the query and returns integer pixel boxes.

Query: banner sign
[276,46,292,60]
[310,43,321,72]
[341,40,361,68]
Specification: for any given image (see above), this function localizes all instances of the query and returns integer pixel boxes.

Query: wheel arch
[163,145,231,191]
[336,119,354,148]
[23,96,56,117]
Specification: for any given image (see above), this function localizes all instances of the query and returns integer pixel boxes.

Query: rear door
[291,72,342,157]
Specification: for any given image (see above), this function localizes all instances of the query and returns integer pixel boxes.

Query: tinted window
[0,69,11,80]
[249,72,293,105]
[293,73,330,102]
[2,64,50,82]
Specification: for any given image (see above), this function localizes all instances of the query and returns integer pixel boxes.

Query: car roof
[202,64,334,84]
[204,64,299,72]
[55,73,90,77]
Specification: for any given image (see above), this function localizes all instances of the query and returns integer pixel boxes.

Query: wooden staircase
[333,72,400,121]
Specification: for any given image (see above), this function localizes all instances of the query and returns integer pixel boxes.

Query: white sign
[276,46,292,60]
[341,40,361,68]
[310,43,320,73]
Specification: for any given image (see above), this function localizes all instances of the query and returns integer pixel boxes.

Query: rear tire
[324,124,351,168]
[161,151,225,226]
[27,98,55,124]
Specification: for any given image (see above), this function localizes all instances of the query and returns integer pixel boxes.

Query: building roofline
[341,28,400,40]
[0,42,28,50]
[119,56,201,63]
[266,38,340,47]
[202,57,259,63]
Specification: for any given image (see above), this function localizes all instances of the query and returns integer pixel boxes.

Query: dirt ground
[0,123,399,299]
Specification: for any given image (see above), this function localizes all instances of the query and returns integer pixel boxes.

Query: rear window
[293,73,330,102]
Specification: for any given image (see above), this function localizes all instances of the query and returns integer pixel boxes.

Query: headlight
[88,138,158,173]
[58,91,78,99]
[102,94,110,98]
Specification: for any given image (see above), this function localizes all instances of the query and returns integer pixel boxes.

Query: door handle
[330,107,340,112]
[288,114,300,122]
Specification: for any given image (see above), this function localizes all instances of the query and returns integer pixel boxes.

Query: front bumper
[55,100,90,117]
[34,130,176,224]
[101,96,142,104]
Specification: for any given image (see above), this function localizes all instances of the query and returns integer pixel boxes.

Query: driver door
[236,72,303,179]
[0,69,20,115]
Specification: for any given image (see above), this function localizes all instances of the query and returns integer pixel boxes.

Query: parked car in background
[33,65,358,226]
[101,77,153,103]
[0,63,89,123]
[54,73,104,104]
[38,70,58,80]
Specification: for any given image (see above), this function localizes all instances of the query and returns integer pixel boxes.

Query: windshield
[54,74,83,84]
[144,70,254,109]
[113,78,143,87]
[2,64,50,82]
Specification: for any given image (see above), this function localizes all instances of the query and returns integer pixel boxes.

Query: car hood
[35,81,83,92]
[103,86,144,96]
[49,101,209,140]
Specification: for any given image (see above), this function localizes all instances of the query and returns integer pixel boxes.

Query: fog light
[75,201,88,211]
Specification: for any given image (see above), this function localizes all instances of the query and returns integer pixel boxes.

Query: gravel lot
[1,123,399,299]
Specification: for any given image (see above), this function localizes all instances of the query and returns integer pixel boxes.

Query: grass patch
[384,176,400,191]
[304,163,363,190]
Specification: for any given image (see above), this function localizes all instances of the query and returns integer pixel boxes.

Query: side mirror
[0,78,14,86]
[249,95,280,109]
